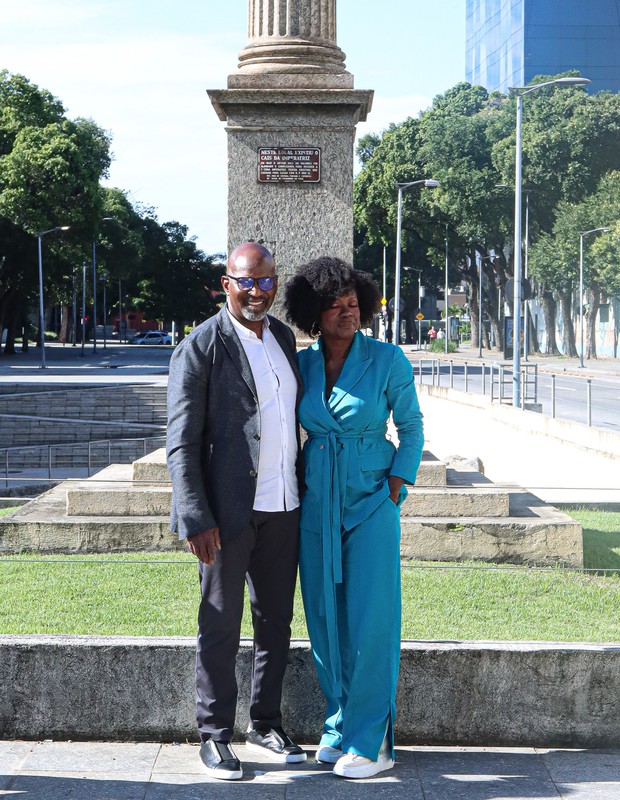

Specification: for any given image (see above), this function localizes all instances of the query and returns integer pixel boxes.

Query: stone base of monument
[0,449,583,567]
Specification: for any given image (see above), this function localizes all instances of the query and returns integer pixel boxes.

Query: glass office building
[466,0,620,93]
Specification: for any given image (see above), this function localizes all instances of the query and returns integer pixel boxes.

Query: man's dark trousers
[196,508,300,743]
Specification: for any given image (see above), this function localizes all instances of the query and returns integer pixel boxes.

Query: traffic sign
[381,297,387,305]
[416,312,424,321]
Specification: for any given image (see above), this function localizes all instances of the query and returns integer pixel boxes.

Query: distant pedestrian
[429,327,437,341]
[437,328,445,340]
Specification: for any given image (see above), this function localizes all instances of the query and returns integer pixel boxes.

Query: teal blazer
[297,331,424,543]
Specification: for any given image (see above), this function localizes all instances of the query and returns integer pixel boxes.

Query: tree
[354,77,620,354]
[133,216,223,338]
[529,172,620,358]
[0,71,111,351]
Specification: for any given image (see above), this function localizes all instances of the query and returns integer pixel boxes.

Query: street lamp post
[81,262,87,356]
[444,225,449,354]
[71,269,77,346]
[394,178,439,345]
[92,217,113,353]
[509,76,590,407]
[118,277,124,342]
[523,190,530,362]
[100,272,108,349]
[477,254,484,358]
[37,226,70,369]
[579,227,609,368]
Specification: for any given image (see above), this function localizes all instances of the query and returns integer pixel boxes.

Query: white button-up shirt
[227,309,299,512]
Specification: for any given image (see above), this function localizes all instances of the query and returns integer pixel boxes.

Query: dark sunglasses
[226,274,277,291]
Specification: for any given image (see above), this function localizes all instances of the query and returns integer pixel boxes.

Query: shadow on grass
[583,528,620,575]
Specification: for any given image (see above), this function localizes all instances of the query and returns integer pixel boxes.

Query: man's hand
[187,528,221,565]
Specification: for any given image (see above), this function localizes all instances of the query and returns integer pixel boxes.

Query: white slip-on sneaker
[332,750,394,779]
[316,744,342,764]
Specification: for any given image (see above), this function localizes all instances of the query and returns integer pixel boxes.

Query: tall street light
[403,267,424,346]
[444,225,449,354]
[394,178,439,345]
[579,227,609,368]
[92,217,113,353]
[37,225,70,369]
[509,76,590,407]
[498,183,533,361]
[100,271,109,349]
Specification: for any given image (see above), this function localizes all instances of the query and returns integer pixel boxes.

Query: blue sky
[2,0,466,254]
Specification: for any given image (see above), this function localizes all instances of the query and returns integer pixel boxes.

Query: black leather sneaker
[245,726,307,763]
[199,740,243,780]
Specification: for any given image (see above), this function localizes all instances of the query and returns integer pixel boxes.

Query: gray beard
[241,307,267,322]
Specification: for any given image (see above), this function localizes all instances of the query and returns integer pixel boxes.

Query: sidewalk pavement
[1,740,619,799]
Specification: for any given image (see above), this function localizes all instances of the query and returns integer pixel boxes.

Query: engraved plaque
[258,148,321,183]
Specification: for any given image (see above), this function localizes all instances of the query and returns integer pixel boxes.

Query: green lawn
[0,507,18,517]
[0,509,618,642]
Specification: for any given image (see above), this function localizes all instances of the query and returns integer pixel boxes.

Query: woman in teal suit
[284,257,424,779]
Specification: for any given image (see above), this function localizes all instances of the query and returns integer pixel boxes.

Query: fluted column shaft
[236,0,348,79]
[248,0,336,43]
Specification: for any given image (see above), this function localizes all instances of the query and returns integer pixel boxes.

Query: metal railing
[412,358,618,430]
[0,435,167,489]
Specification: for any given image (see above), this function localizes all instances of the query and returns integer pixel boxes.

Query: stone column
[208,0,373,320]
[233,0,350,86]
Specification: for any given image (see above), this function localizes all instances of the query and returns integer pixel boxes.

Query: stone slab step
[401,490,583,568]
[67,463,506,518]
[1,481,582,567]
[402,487,509,518]
[67,486,172,517]
[131,448,449,487]
[68,485,509,519]
[0,481,178,554]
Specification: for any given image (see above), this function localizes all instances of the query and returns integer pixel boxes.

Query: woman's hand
[388,474,404,506]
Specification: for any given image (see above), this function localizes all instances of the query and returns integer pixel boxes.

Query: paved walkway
[1,740,619,799]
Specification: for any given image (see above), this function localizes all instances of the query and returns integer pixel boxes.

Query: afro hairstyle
[284,256,381,335]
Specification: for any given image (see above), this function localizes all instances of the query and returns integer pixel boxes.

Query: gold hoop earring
[310,321,321,339]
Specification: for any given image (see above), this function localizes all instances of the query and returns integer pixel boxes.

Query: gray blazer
[166,306,303,542]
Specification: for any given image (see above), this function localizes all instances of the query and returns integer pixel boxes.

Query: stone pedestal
[207,0,373,312]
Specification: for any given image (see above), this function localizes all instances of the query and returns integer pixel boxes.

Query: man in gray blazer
[167,242,305,780]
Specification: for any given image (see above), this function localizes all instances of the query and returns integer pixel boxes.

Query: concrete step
[65,464,169,517]
[131,448,449,487]
[0,479,177,554]
[1,479,582,567]
[67,482,509,519]
[67,485,172,517]
[400,490,583,568]
[132,449,171,483]
[401,486,509,517]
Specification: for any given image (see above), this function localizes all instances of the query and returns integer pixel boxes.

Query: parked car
[129,330,172,345]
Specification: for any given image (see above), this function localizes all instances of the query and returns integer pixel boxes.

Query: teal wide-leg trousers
[299,497,402,761]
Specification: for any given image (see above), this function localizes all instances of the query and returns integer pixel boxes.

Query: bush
[429,339,458,353]
[43,331,58,342]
